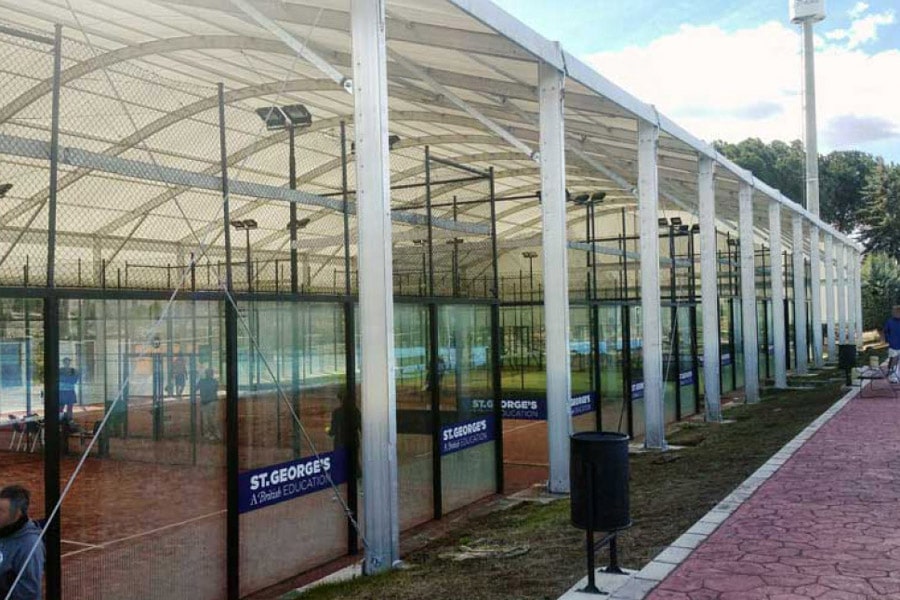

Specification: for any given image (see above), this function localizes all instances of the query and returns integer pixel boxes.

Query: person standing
[0,485,44,600]
[197,368,220,441]
[884,305,900,383]
[58,357,79,422]
[172,354,187,400]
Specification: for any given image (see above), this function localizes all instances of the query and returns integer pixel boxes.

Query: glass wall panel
[0,298,45,597]
[734,298,745,390]
[570,305,596,433]
[394,303,433,529]
[677,306,697,419]
[499,305,546,492]
[720,299,734,394]
[629,306,645,440]
[439,305,496,513]
[661,305,678,424]
[597,305,628,434]
[696,304,706,401]
[238,301,347,596]
[61,299,226,600]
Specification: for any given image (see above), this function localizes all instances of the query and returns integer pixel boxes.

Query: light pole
[231,218,257,389]
[255,104,312,295]
[790,0,826,365]
[446,238,464,296]
[286,217,311,290]
[522,251,538,369]
[230,219,258,292]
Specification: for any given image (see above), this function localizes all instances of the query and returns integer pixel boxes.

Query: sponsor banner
[679,371,695,386]
[631,381,644,400]
[463,397,547,420]
[464,394,596,420]
[721,353,733,366]
[441,415,495,455]
[569,392,597,417]
[238,450,347,514]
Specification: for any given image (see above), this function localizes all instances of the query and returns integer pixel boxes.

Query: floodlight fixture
[573,194,590,205]
[231,219,258,230]
[0,183,12,198]
[522,251,538,259]
[590,191,606,203]
[691,223,701,232]
[388,135,401,150]
[255,104,312,130]
[670,217,683,226]
[658,217,669,227]
[287,217,311,230]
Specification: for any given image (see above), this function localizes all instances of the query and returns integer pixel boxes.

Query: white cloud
[825,10,895,48]
[582,21,900,158]
[848,2,869,18]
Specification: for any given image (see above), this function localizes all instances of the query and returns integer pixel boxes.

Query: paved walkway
[648,382,900,600]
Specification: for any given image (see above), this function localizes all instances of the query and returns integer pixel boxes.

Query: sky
[491,0,900,162]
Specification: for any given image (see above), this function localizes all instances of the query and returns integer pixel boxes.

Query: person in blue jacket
[0,485,44,600]
[884,306,900,383]
[59,357,79,422]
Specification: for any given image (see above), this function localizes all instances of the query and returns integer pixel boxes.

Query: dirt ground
[294,372,850,600]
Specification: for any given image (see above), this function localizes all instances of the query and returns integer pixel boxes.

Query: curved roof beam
[0,35,296,124]
[0,78,339,226]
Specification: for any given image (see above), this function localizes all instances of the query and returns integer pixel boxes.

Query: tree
[857,159,900,259]
[714,138,804,203]
[861,252,900,330]
[819,151,876,233]
[715,138,877,235]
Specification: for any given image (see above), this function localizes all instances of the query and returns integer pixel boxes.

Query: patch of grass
[296,381,846,600]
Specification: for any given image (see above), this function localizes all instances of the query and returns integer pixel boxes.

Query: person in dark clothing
[0,485,44,600]
[328,391,361,477]
[172,355,187,400]
[884,305,900,383]
[58,357,79,422]
[328,394,361,450]
[197,368,221,441]
[422,356,446,392]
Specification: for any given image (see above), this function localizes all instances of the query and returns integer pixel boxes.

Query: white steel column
[698,157,721,420]
[849,252,859,344]
[856,252,864,343]
[638,120,665,449]
[792,213,808,374]
[809,228,823,367]
[538,60,572,492]
[836,243,847,344]
[351,0,399,574]
[738,183,760,402]
[769,202,787,388]
[824,234,836,361]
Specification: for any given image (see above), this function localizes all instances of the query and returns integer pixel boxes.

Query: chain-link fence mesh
[0,26,56,287]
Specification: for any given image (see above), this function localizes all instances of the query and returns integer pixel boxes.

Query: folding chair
[7,415,22,450]
[28,418,44,453]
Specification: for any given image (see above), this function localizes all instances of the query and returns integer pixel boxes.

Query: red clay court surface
[648,383,900,600]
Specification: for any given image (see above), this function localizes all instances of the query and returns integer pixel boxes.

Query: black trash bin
[838,344,857,385]
[838,344,857,370]
[570,431,631,532]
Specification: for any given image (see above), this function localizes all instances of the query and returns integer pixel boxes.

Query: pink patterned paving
[649,388,900,600]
